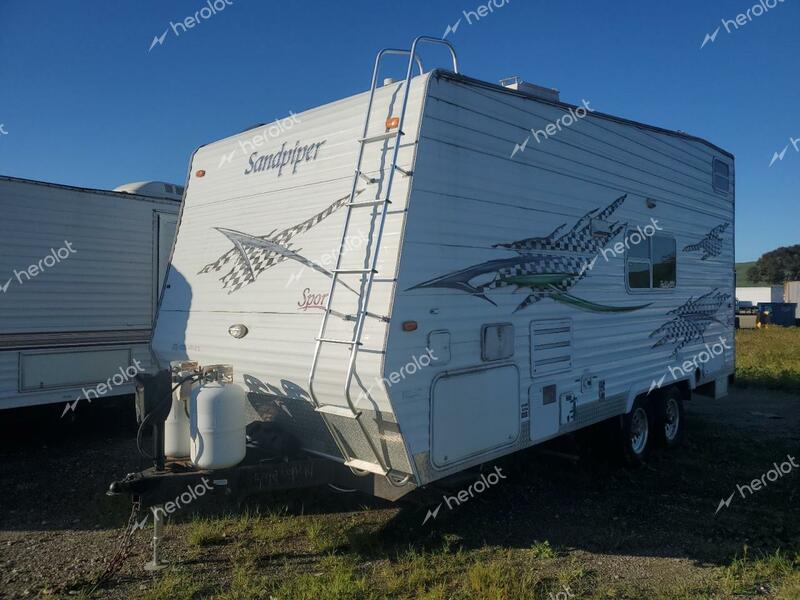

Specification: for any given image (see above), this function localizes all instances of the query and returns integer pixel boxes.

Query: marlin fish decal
[649,288,732,356]
[683,223,729,260]
[408,194,651,313]
[200,190,363,293]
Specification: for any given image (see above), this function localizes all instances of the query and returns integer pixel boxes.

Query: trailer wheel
[621,397,652,465]
[655,387,684,449]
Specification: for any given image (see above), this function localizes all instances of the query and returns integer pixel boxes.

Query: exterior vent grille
[530,319,572,376]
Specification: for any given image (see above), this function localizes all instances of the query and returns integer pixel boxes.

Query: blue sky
[0,0,797,262]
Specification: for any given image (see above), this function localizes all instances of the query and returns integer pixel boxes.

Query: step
[345,458,389,476]
[315,404,361,419]
[360,131,403,144]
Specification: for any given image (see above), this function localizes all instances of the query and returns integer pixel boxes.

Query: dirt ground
[0,386,797,599]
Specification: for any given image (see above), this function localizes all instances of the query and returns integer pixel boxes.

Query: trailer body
[153,69,735,488]
[0,176,180,410]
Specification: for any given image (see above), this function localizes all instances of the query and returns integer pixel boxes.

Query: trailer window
[626,233,676,289]
[713,158,730,194]
[652,236,677,288]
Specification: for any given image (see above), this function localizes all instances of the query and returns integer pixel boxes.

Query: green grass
[735,327,800,390]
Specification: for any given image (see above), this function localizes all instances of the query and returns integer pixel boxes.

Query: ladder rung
[341,311,389,323]
[333,268,376,274]
[348,199,391,208]
[345,458,388,476]
[316,337,361,346]
[360,131,403,144]
[315,404,361,419]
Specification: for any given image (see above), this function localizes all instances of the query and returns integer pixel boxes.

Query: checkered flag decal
[407,193,646,314]
[199,191,358,293]
[650,288,731,355]
[496,194,626,255]
[486,254,592,312]
[683,222,729,261]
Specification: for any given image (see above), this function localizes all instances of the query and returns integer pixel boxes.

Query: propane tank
[164,361,197,458]
[190,365,246,470]
[164,379,191,458]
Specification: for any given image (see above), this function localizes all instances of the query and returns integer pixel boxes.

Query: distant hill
[736,261,768,287]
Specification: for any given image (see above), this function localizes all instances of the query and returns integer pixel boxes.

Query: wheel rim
[664,398,680,442]
[630,407,649,455]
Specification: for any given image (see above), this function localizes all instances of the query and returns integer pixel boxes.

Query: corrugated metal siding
[0,179,178,333]
[153,74,431,449]
[0,179,178,409]
[386,74,735,477]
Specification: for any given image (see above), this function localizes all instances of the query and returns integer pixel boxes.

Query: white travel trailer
[0,176,181,411]
[150,37,735,495]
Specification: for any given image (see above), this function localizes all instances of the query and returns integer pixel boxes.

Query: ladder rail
[340,36,460,412]
[307,37,460,479]
[308,45,405,412]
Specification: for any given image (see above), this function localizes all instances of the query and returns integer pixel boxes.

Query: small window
[481,323,514,361]
[627,233,676,290]
[712,158,730,194]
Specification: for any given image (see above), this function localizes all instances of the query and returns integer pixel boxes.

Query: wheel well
[674,380,692,401]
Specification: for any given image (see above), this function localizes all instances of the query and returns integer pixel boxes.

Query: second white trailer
[0,176,181,412]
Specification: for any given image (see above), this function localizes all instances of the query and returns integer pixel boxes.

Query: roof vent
[113,181,184,201]
[500,76,560,103]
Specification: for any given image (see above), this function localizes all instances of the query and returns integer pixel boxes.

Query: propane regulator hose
[136,375,197,459]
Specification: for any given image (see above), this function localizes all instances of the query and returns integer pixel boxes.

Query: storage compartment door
[431,365,519,468]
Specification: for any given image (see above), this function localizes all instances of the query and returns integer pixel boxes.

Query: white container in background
[190,381,246,470]
[164,379,192,458]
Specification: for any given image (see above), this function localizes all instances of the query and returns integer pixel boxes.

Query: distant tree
[747,245,800,284]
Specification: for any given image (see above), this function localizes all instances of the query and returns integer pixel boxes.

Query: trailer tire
[655,387,684,449]
[621,397,652,465]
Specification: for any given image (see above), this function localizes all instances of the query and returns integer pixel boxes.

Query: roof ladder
[306,36,459,480]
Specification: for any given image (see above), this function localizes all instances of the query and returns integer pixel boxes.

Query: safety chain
[86,495,143,594]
